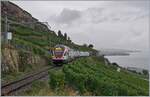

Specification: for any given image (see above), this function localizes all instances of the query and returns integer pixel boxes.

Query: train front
[51,45,65,64]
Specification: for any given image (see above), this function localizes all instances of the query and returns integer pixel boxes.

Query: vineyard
[49,57,149,96]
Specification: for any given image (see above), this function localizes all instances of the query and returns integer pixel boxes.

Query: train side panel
[52,44,90,64]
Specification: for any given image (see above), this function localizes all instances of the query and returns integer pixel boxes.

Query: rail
[1,66,57,96]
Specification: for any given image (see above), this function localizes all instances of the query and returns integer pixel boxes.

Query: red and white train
[51,44,89,64]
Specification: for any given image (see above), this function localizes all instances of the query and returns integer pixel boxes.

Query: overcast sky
[12,1,149,52]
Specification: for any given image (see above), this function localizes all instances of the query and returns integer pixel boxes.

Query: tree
[51,31,57,36]
[58,30,63,37]
[67,37,72,43]
[88,44,94,48]
[112,62,119,67]
[143,69,148,75]
[64,33,67,40]
[83,44,87,47]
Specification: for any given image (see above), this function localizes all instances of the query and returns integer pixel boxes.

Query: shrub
[48,70,65,91]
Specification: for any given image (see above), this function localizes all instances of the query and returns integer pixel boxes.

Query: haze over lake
[105,50,149,70]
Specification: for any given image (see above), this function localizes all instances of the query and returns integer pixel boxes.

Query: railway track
[1,66,58,96]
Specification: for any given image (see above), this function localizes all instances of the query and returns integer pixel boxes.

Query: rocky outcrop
[1,48,19,72]
[1,48,49,73]
[1,1,50,32]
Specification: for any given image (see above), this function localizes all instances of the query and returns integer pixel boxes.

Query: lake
[105,51,149,70]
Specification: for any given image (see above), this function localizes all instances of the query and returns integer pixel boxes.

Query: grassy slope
[62,57,149,96]
[1,17,95,82]
[3,23,95,56]
[21,56,149,96]
[19,80,79,96]
[2,17,95,56]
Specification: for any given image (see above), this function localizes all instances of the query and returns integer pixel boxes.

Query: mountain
[1,1,50,32]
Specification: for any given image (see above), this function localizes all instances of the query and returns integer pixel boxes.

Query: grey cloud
[130,27,143,37]
[82,6,148,24]
[85,8,108,24]
[50,5,148,26]
[49,7,106,25]
[52,8,81,24]
[133,13,149,21]
[126,1,149,10]
[109,1,149,10]
[19,1,147,51]
[10,1,149,52]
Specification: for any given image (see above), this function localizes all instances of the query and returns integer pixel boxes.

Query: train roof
[55,44,70,49]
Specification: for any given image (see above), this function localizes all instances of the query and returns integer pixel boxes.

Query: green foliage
[12,26,43,36]
[8,22,95,58]
[62,57,149,96]
[64,33,67,40]
[83,44,87,47]
[142,70,148,76]
[67,37,71,43]
[88,44,94,48]
[48,70,65,91]
[18,51,28,71]
[21,81,50,96]
[12,37,47,56]
[1,19,5,32]
[58,30,63,37]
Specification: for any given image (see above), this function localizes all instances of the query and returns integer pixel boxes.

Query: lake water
[105,51,149,70]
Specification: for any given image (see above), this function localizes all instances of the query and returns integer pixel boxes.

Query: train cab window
[64,52,67,56]
[54,47,64,57]
[54,51,63,56]
[64,52,66,56]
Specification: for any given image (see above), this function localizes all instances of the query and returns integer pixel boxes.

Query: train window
[54,47,64,57]
[54,51,63,56]
[64,52,67,56]
[67,52,69,55]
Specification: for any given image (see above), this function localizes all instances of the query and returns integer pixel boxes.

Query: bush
[142,70,148,76]
[63,67,87,94]
[48,70,65,91]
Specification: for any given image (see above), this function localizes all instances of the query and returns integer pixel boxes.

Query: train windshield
[54,47,64,57]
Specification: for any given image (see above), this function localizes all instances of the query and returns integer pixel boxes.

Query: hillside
[1,1,149,96]
[1,1,95,79]
[20,56,149,96]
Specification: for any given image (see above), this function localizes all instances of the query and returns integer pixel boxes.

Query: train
[51,44,90,64]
